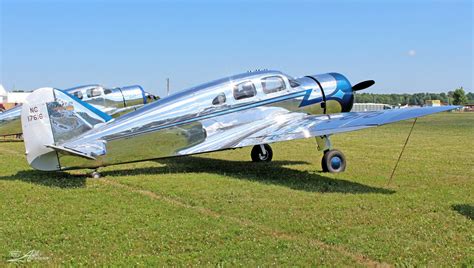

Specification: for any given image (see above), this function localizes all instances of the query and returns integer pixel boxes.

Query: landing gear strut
[316,135,346,173]
[251,144,273,162]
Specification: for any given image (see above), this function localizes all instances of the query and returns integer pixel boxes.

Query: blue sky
[0,0,472,96]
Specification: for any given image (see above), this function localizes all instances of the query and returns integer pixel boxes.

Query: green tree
[452,87,468,105]
[466,92,474,103]
[439,93,448,103]
[354,91,472,106]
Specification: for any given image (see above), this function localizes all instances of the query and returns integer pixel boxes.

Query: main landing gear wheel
[251,144,273,162]
[321,149,346,173]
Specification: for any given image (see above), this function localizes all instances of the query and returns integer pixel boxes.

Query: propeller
[352,80,375,92]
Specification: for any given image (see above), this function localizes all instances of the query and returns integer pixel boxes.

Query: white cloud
[408,49,416,57]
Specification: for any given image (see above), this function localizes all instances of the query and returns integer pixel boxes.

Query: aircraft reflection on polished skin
[20,70,458,177]
[0,84,156,137]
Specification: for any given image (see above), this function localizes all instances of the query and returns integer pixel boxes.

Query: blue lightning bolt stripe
[299,88,324,107]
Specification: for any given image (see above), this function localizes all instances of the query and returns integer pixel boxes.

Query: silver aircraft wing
[179,106,459,154]
[51,105,459,160]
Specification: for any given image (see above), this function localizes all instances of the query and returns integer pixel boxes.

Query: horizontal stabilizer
[45,144,97,160]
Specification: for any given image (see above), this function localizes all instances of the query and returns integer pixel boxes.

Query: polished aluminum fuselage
[0,84,148,136]
[57,70,354,169]
[0,105,23,136]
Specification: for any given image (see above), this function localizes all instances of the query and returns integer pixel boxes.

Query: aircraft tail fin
[0,84,6,96]
[21,87,111,171]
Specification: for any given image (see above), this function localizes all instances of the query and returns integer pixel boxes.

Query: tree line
[355,88,472,106]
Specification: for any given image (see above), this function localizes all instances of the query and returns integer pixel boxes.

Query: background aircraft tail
[21,87,112,171]
[0,84,6,96]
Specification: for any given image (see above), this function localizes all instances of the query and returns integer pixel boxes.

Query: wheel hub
[330,156,342,169]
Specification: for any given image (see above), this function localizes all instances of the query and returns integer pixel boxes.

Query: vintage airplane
[0,84,154,138]
[20,70,458,176]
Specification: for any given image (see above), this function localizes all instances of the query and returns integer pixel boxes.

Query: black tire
[322,149,346,173]
[251,144,273,162]
[321,151,329,172]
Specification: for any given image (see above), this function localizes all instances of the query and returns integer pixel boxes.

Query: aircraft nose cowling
[308,73,354,113]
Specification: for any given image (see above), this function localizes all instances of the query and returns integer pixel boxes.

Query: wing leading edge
[233,106,460,148]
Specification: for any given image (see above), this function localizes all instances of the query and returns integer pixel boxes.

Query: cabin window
[212,93,226,105]
[87,88,102,98]
[289,78,300,88]
[233,81,256,100]
[261,76,286,94]
[73,91,83,100]
[104,89,113,95]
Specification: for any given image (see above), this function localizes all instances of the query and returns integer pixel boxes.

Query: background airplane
[19,70,458,175]
[0,84,7,99]
[0,84,155,138]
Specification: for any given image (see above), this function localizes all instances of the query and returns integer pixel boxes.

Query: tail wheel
[322,149,346,173]
[251,144,273,162]
[91,171,102,179]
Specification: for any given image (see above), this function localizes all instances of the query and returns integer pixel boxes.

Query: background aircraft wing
[178,106,459,155]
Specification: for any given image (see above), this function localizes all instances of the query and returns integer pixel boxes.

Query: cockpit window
[104,89,112,95]
[289,79,300,88]
[87,88,102,98]
[212,93,226,105]
[73,91,83,100]
[261,76,286,94]
[233,81,256,100]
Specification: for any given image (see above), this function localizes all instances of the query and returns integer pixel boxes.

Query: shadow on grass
[0,157,396,194]
[452,204,474,220]
[0,170,86,188]
[102,156,395,194]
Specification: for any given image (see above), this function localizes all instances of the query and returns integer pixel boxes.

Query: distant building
[0,84,30,106]
[463,104,474,112]
[425,100,441,107]
[352,103,392,112]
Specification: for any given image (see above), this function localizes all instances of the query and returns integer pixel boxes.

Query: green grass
[0,112,473,266]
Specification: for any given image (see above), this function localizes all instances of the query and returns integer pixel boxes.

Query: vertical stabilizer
[22,87,112,171]
[0,84,7,96]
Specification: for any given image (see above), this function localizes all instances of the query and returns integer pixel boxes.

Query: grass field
[0,112,473,266]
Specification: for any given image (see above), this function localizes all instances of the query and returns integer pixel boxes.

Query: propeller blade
[352,80,375,91]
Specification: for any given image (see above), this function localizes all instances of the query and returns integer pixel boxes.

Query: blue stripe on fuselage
[57,89,113,122]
